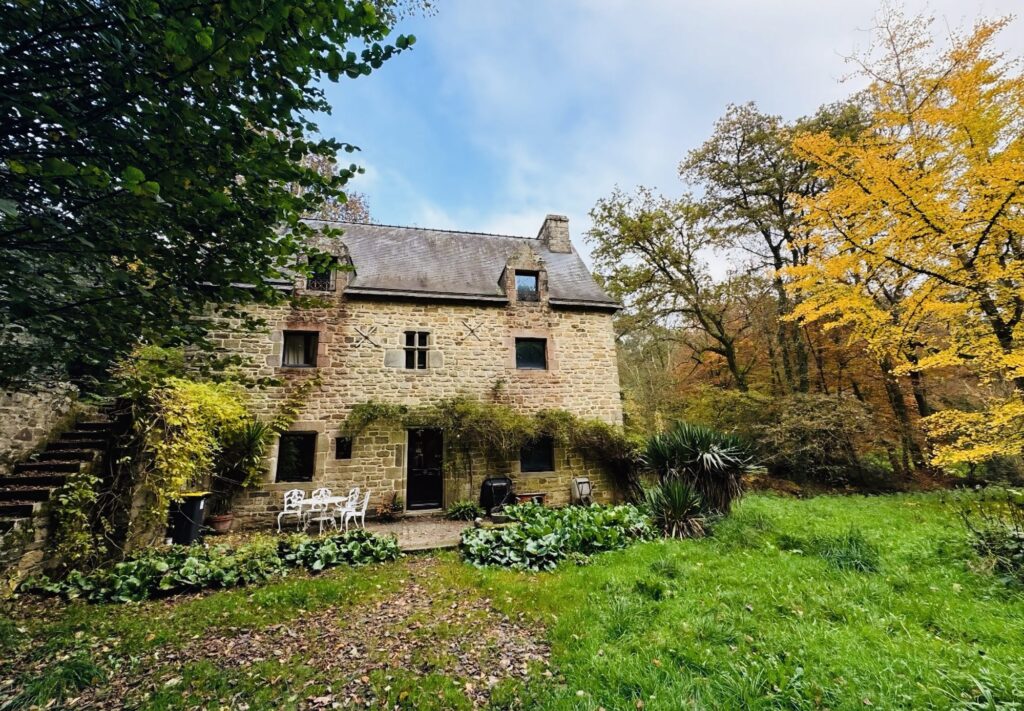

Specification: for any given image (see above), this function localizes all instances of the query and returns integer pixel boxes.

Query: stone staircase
[0,415,114,578]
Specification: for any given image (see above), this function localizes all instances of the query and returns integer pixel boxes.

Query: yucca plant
[644,479,705,539]
[643,422,751,514]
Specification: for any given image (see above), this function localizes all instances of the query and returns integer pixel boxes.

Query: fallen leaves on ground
[59,557,549,709]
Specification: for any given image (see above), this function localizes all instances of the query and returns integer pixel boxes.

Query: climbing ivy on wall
[342,397,643,493]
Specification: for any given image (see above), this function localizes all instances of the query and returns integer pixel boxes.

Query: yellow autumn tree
[788,11,1024,468]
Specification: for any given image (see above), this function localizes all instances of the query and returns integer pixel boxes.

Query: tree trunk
[879,357,926,474]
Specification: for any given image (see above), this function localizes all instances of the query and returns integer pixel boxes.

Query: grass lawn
[2,492,1023,709]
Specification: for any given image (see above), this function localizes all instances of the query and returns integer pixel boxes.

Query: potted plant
[208,418,272,534]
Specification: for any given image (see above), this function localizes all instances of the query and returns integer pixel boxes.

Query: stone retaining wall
[0,385,77,475]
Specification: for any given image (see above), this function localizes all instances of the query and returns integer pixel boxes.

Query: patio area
[364,516,471,552]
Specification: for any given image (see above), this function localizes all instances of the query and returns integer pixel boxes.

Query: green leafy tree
[0,0,414,387]
[680,102,864,393]
[588,188,762,392]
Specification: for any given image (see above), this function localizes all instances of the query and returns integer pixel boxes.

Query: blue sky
[317,1,1024,261]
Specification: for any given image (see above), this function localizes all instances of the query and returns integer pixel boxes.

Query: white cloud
[372,0,1024,263]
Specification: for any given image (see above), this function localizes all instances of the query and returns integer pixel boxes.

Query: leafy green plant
[48,469,108,571]
[211,418,274,514]
[445,500,484,521]
[644,421,751,513]
[460,503,653,571]
[24,529,399,603]
[957,488,1024,585]
[643,479,705,539]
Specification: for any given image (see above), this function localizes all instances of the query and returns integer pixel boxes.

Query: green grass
[3,493,1024,709]
[454,493,1024,709]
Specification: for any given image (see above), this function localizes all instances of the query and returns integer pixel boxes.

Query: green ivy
[342,397,642,492]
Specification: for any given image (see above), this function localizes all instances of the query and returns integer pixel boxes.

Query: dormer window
[515,271,539,301]
[306,259,336,292]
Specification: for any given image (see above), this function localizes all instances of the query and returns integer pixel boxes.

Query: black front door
[407,428,443,510]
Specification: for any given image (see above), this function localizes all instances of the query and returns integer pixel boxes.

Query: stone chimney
[537,214,572,253]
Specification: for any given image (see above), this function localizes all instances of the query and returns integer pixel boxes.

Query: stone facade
[0,385,77,475]
[212,221,624,527]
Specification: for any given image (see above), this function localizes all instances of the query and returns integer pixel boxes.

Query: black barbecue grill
[479,476,515,514]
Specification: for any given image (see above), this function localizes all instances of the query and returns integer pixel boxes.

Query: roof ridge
[307,219,535,241]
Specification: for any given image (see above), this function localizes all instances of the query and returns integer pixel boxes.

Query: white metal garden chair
[333,487,360,528]
[311,487,332,500]
[277,489,306,533]
[342,490,371,531]
[305,497,338,535]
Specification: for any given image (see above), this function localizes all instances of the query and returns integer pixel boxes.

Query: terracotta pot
[207,513,234,535]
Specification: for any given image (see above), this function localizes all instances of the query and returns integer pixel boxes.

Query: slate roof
[303,221,618,310]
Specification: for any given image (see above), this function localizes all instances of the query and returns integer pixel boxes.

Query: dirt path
[75,556,550,709]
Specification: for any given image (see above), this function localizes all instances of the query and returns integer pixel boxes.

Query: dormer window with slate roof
[306,260,336,292]
[515,271,539,301]
[305,216,618,311]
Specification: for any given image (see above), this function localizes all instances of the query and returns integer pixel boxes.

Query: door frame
[405,427,444,511]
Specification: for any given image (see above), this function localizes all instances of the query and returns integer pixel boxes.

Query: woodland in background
[591,9,1024,488]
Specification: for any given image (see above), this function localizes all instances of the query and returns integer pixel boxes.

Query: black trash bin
[168,492,209,545]
[479,477,514,514]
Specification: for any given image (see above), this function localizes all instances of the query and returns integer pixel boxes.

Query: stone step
[0,473,69,488]
[60,429,110,441]
[0,502,38,518]
[0,486,53,503]
[13,460,81,474]
[49,438,107,450]
[36,449,97,462]
[75,421,112,432]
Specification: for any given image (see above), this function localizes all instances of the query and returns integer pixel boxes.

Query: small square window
[335,436,353,460]
[404,330,429,370]
[520,436,555,473]
[276,432,316,482]
[515,271,539,301]
[306,264,335,291]
[515,337,547,370]
[282,331,318,367]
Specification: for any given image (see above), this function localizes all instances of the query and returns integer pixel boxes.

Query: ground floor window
[276,432,316,482]
[520,436,555,472]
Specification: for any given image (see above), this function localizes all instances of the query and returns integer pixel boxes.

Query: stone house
[212,215,623,527]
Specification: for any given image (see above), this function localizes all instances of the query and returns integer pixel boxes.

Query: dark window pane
[520,437,555,473]
[515,338,547,369]
[404,330,430,370]
[307,271,333,291]
[335,436,353,460]
[277,433,316,481]
[515,271,539,301]
[283,332,318,367]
